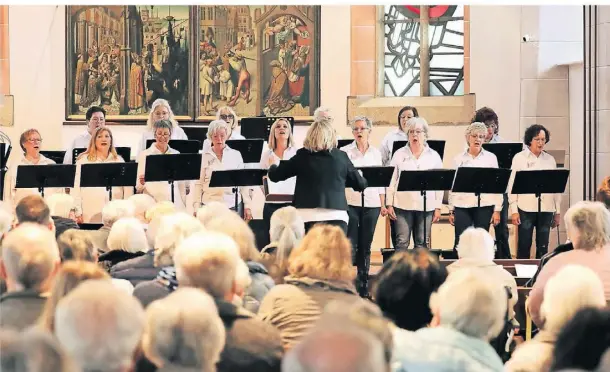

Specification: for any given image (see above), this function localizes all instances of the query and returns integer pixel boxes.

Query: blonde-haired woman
[202,106,245,153]
[268,118,367,233]
[138,98,188,154]
[260,118,297,246]
[192,119,252,220]
[258,224,363,349]
[4,128,62,210]
[448,122,502,248]
[73,127,133,223]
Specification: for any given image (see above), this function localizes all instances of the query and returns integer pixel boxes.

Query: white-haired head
[128,194,156,224]
[147,99,178,129]
[101,200,136,228]
[1,223,60,292]
[196,202,233,226]
[107,217,150,254]
[405,117,430,141]
[173,231,241,299]
[313,106,334,124]
[269,206,305,266]
[430,269,506,341]
[465,122,488,146]
[46,194,77,219]
[54,279,145,372]
[541,265,606,332]
[207,120,230,141]
[216,106,239,130]
[203,210,259,262]
[564,201,610,251]
[153,213,204,267]
[456,227,496,261]
[143,288,226,371]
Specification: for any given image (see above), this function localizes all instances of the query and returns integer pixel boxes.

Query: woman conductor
[267,117,367,233]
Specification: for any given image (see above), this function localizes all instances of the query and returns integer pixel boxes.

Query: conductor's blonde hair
[303,120,337,152]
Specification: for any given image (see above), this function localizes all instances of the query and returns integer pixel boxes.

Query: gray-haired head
[207,120,230,141]
[405,117,430,141]
[349,116,373,131]
[464,122,488,145]
[152,119,173,135]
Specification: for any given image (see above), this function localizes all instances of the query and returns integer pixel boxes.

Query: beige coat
[505,330,556,372]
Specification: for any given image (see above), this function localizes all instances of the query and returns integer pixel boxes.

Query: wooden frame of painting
[194,5,321,122]
[65,5,196,121]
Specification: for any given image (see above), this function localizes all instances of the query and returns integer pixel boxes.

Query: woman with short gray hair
[527,201,610,327]
[192,120,252,220]
[386,116,443,251]
[448,122,502,249]
[202,106,245,153]
[136,120,187,210]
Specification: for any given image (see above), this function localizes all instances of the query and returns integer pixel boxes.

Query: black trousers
[304,220,348,235]
[347,206,380,288]
[453,206,494,248]
[517,209,553,259]
[494,194,511,259]
[261,202,292,248]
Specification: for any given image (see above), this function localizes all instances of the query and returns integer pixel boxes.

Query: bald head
[282,327,386,372]
[0,223,60,291]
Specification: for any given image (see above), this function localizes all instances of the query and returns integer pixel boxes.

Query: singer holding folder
[268,118,367,234]
[341,116,385,295]
[135,120,187,209]
[386,118,443,250]
[260,118,297,245]
[448,123,502,248]
[73,127,133,223]
[191,120,252,220]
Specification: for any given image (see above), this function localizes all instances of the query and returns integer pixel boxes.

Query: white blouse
[341,142,384,208]
[380,128,408,166]
[73,154,134,223]
[449,149,502,211]
[259,146,297,204]
[4,154,62,210]
[138,125,188,155]
[136,145,187,210]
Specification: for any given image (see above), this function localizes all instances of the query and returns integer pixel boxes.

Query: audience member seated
[447,227,518,325]
[282,322,387,372]
[54,279,145,372]
[46,194,80,238]
[37,261,110,332]
[392,270,506,372]
[15,194,54,230]
[174,231,284,371]
[202,209,275,313]
[0,327,77,372]
[528,201,610,327]
[550,307,610,372]
[132,213,204,306]
[196,201,232,225]
[98,217,149,272]
[143,201,176,246]
[506,265,606,372]
[57,229,98,262]
[258,225,364,350]
[141,288,226,372]
[372,249,447,332]
[0,223,60,330]
[260,206,305,284]
[129,194,157,225]
[88,199,136,254]
[597,176,610,209]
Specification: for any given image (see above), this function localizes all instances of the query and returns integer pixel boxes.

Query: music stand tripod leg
[421,190,428,249]
[169,180,175,204]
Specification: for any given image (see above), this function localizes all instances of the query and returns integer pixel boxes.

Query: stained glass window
[383,5,465,97]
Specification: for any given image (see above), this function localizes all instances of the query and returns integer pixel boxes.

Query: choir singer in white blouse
[260,118,297,246]
[136,120,187,210]
[509,124,560,259]
[138,99,188,155]
[191,120,252,220]
[448,122,502,249]
[73,127,133,223]
[386,117,443,250]
[202,106,245,153]
[342,116,385,296]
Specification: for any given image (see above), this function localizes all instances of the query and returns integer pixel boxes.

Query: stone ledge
[346,94,476,126]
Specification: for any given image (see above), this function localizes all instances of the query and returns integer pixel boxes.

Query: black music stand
[80,162,137,201]
[73,147,132,164]
[144,154,202,203]
[452,167,512,208]
[338,139,354,148]
[40,150,67,165]
[0,143,11,201]
[15,164,76,197]
[182,127,208,148]
[226,139,264,164]
[397,169,457,248]
[241,117,295,140]
[145,139,202,154]
[209,169,267,216]
[511,169,570,218]
[391,140,446,160]
[482,143,523,169]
